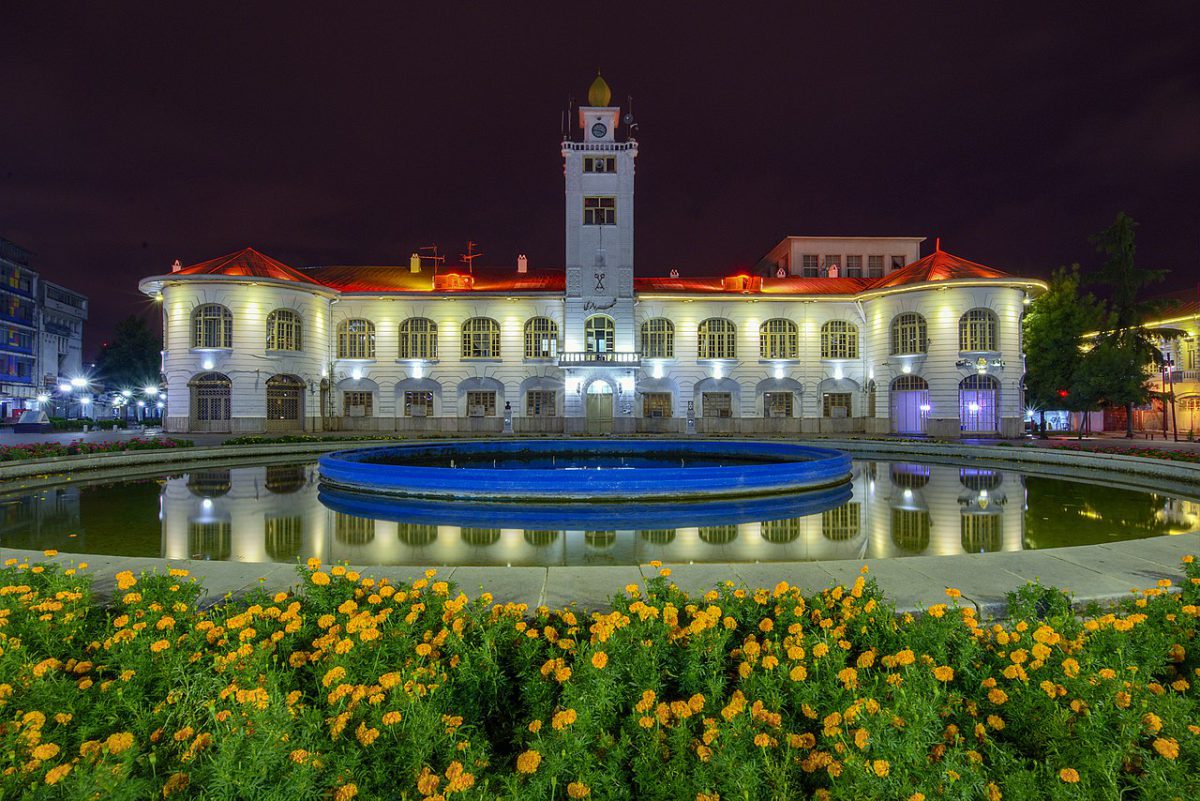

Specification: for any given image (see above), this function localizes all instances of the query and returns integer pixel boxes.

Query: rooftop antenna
[418,244,445,274]
[623,95,638,137]
[460,240,483,275]
[564,93,575,141]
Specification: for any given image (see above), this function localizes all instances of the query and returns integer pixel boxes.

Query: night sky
[3,2,1198,355]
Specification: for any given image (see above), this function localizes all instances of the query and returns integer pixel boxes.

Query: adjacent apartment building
[0,237,88,419]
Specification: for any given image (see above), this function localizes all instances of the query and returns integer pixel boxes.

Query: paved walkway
[6,532,1198,618]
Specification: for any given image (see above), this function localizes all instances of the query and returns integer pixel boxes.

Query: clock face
[591,122,607,138]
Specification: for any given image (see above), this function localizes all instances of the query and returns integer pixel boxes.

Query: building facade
[0,237,89,418]
[139,76,1044,438]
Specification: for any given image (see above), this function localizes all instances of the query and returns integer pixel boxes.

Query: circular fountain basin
[317,440,852,502]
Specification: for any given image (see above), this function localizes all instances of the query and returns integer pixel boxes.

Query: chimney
[409,253,421,273]
[517,254,528,273]
[171,259,182,273]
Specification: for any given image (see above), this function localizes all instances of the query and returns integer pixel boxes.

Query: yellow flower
[44,763,71,785]
[150,639,171,653]
[115,571,137,591]
[1142,713,1163,733]
[988,688,1008,705]
[552,708,578,730]
[516,749,542,774]
[591,651,608,669]
[528,719,542,733]
[1152,737,1180,760]
[567,781,592,798]
[311,571,330,586]
[933,665,954,682]
[382,711,402,726]
[106,731,134,755]
[32,743,60,760]
[1059,768,1080,783]
[334,783,358,801]
[945,588,961,598]
[289,749,309,764]
[872,759,890,777]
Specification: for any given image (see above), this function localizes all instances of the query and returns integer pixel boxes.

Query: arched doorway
[959,374,1000,434]
[1179,396,1200,437]
[585,380,613,435]
[890,375,929,435]
[266,374,305,431]
[189,372,232,433]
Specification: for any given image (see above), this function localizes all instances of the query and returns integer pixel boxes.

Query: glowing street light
[70,377,88,389]
[121,389,133,398]
[58,382,72,393]
[36,394,49,404]
[143,386,159,396]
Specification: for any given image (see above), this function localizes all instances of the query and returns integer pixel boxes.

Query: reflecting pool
[1,459,1197,567]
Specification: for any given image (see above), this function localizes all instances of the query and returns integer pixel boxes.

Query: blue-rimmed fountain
[316,439,852,502]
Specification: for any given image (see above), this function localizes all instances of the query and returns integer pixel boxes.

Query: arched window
[959,308,998,352]
[890,312,927,355]
[336,319,375,359]
[524,317,559,359]
[698,318,736,359]
[821,320,859,359]
[398,318,438,360]
[192,304,232,349]
[584,315,615,354]
[461,317,500,359]
[759,318,798,359]
[640,318,674,358]
[265,309,302,351]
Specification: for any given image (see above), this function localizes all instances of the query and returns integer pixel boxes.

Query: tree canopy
[94,314,162,392]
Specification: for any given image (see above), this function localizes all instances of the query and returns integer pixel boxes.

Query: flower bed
[1,557,1198,800]
[0,438,193,462]
[1045,444,1200,464]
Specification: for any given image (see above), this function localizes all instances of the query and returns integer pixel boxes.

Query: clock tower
[561,72,639,431]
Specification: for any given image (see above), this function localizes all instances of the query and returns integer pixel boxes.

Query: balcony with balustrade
[557,351,641,368]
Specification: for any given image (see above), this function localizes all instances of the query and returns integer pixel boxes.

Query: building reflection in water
[160,460,1035,567]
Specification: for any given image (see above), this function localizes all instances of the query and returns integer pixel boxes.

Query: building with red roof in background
[140,74,1045,437]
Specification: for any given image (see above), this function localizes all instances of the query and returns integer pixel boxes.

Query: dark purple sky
[3,2,1198,355]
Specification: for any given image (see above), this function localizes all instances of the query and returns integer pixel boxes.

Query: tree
[1022,266,1102,436]
[94,314,162,394]
[1088,213,1175,437]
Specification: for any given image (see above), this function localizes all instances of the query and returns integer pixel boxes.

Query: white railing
[561,141,637,152]
[1169,369,1200,383]
[558,351,641,366]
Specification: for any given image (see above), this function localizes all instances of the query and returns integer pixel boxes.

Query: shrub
[0,438,192,462]
[0,557,1197,799]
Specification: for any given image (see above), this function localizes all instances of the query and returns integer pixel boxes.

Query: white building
[139,75,1045,438]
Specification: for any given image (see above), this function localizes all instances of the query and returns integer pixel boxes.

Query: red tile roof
[304,266,566,293]
[633,275,875,295]
[868,248,1011,289]
[176,247,326,286]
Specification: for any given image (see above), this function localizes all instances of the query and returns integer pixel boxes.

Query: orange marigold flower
[872,759,890,777]
[516,749,542,774]
[591,651,608,670]
[1059,768,1080,783]
[945,588,961,598]
[567,781,592,798]
[311,572,330,586]
[933,665,954,682]
[1152,737,1180,760]
[552,709,578,730]
[382,711,402,726]
[106,732,134,755]
[289,749,309,764]
[1142,713,1163,733]
[333,783,357,801]
[988,688,1008,705]
[150,639,171,653]
[44,763,72,785]
[163,772,190,796]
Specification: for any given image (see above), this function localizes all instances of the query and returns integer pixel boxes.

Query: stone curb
[5,532,1197,618]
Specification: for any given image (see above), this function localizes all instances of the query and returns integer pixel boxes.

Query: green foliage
[94,315,162,392]
[1022,266,1103,414]
[48,417,129,432]
[0,438,192,461]
[1,557,1199,800]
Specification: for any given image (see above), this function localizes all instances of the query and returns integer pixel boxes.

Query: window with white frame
[642,392,672,418]
[845,255,863,278]
[585,315,615,354]
[763,392,793,417]
[466,391,497,416]
[336,319,375,359]
[867,255,884,278]
[398,318,438,360]
[702,392,733,418]
[640,318,675,358]
[890,255,906,272]
[526,390,556,417]
[583,196,616,225]
[404,390,433,417]
[342,391,373,417]
[265,309,302,351]
[821,320,859,359]
[759,318,798,359]
[890,312,928,355]
[822,392,852,418]
[698,318,736,359]
[192,304,232,349]
[802,254,819,277]
[959,308,998,352]
[524,317,558,359]
[461,318,501,359]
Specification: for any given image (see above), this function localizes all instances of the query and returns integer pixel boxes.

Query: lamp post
[1163,356,1179,442]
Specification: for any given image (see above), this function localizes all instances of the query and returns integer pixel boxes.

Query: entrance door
[266,374,305,432]
[585,382,614,435]
[959,375,999,434]
[890,376,929,435]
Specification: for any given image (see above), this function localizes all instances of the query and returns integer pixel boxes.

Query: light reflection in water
[3,461,1196,566]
